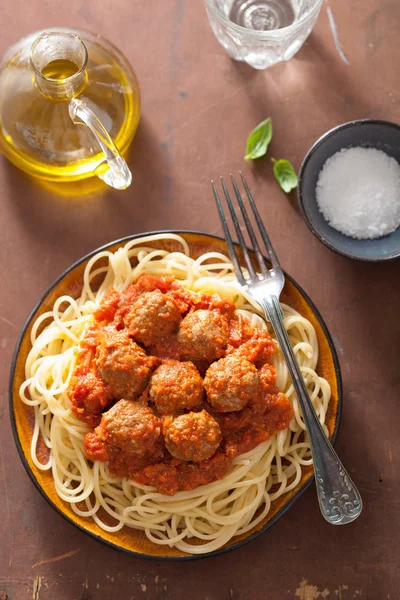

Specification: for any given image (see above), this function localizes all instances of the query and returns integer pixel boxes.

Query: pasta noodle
[20,234,331,554]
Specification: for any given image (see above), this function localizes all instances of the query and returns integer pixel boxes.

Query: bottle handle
[68,98,132,190]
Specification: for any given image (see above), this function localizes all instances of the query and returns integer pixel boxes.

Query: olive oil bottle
[0,29,140,188]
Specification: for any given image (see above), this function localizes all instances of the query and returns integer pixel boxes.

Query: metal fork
[212,173,362,525]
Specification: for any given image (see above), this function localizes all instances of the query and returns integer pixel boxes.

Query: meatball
[177,309,229,362]
[97,399,162,457]
[96,328,158,399]
[204,355,260,412]
[149,360,203,415]
[124,290,181,346]
[163,410,222,462]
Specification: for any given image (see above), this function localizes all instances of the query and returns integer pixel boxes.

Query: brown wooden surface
[0,1,399,598]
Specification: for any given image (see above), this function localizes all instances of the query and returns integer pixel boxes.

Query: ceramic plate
[10,231,342,560]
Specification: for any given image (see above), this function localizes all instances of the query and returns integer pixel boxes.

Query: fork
[212,173,362,525]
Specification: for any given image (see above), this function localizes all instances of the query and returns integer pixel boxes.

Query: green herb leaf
[271,158,298,193]
[244,118,272,161]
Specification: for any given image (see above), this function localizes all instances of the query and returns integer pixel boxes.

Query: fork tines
[212,173,281,284]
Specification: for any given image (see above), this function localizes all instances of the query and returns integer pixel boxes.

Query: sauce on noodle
[69,274,293,495]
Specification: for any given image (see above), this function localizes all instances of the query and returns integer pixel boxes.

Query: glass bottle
[0,29,141,189]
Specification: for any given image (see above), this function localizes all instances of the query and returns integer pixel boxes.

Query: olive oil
[41,58,79,79]
[0,30,140,183]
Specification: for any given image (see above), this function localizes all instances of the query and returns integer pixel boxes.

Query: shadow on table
[292,32,376,116]
[3,116,173,259]
[223,30,375,119]
[319,246,400,383]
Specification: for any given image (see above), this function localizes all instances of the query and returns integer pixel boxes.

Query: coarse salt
[316,147,400,239]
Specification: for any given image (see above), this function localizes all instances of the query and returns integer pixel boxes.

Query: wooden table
[1,1,399,598]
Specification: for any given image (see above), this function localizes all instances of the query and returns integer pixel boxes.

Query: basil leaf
[271,158,298,193]
[244,118,272,161]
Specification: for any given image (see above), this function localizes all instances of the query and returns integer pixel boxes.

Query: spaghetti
[20,234,331,554]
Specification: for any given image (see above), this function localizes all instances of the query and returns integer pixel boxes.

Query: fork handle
[260,295,362,525]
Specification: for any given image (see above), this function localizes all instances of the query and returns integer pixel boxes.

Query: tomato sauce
[72,274,293,495]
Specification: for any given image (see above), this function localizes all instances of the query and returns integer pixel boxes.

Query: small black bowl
[298,119,400,262]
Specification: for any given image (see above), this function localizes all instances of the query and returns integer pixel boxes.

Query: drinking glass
[204,0,323,69]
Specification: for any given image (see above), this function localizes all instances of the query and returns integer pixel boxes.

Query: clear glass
[204,0,323,69]
[0,28,140,189]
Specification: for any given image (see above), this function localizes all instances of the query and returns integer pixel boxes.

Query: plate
[10,231,342,560]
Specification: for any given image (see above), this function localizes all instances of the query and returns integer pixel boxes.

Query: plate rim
[9,229,343,561]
